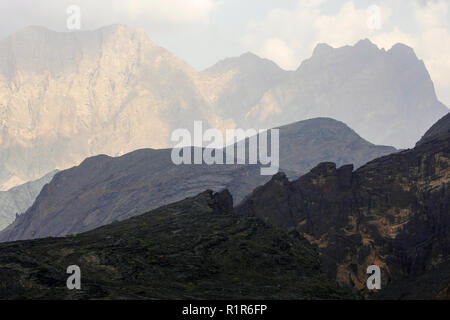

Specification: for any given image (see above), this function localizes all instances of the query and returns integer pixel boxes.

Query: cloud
[314,2,391,47]
[414,0,448,29]
[0,0,221,35]
[259,38,298,70]
[242,0,323,69]
[108,0,221,25]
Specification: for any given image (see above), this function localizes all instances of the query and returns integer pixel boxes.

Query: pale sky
[0,0,449,107]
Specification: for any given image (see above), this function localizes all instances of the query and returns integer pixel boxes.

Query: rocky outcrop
[237,113,450,298]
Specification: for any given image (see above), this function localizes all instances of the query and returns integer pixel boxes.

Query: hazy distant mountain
[202,52,289,121]
[0,170,57,231]
[0,25,223,190]
[221,40,448,149]
[0,118,395,242]
[0,25,444,190]
[274,118,395,175]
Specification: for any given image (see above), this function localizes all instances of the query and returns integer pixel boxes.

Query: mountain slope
[202,52,289,121]
[0,118,395,242]
[0,190,357,299]
[0,26,445,190]
[274,118,395,175]
[0,25,220,190]
[237,112,450,298]
[0,170,57,231]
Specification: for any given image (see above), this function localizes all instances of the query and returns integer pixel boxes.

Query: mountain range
[236,40,448,149]
[0,23,448,300]
[0,112,447,299]
[236,112,450,298]
[0,117,395,241]
[0,25,446,191]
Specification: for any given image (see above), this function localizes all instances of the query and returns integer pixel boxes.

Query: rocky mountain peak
[311,43,334,57]
[236,116,450,297]
[388,42,418,59]
[204,51,285,74]
[354,38,379,49]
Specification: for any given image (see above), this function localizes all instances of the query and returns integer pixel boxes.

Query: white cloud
[242,0,323,69]
[0,0,221,34]
[414,0,448,29]
[108,0,220,24]
[314,2,391,47]
[259,38,298,70]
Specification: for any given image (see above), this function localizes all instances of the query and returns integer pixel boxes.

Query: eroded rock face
[237,113,450,298]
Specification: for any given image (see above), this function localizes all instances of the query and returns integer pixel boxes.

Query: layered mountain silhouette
[0,114,447,299]
[0,117,395,241]
[0,25,446,190]
[0,189,357,299]
[0,170,57,231]
[236,112,450,299]
[237,40,448,149]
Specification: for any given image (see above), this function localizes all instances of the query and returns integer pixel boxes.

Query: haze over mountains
[0,170,56,231]
[0,20,448,300]
[0,24,446,190]
[0,112,447,299]
[0,117,395,241]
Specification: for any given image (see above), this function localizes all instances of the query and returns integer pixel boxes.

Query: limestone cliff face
[0,25,225,190]
[237,112,450,298]
[0,26,446,190]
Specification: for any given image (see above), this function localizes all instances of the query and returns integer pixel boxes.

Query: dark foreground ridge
[237,112,450,299]
[0,189,357,299]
